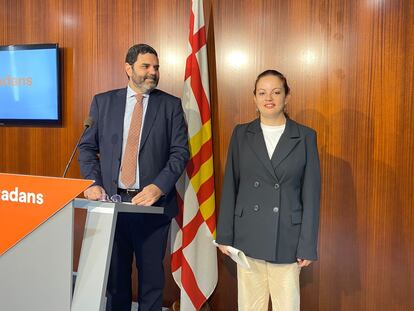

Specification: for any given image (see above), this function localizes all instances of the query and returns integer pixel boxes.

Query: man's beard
[134,74,159,94]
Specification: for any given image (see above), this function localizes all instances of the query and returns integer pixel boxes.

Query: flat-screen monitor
[0,43,61,126]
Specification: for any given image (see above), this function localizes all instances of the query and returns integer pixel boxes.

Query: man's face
[125,53,160,94]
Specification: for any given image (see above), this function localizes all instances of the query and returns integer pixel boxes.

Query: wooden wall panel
[1,0,413,310]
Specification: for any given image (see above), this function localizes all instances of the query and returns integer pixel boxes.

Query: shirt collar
[127,85,149,99]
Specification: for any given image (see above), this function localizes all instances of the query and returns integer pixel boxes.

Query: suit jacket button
[253,204,260,211]
[254,181,260,188]
[273,207,279,213]
[274,183,279,189]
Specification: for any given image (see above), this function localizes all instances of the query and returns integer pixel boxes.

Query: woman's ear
[284,93,291,105]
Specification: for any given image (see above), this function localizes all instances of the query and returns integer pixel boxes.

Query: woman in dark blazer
[216,70,321,311]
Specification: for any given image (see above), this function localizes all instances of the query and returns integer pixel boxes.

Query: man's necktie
[120,93,143,188]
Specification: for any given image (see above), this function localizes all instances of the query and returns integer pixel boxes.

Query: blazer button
[273,207,279,213]
[274,183,280,189]
[253,204,260,211]
[254,181,260,188]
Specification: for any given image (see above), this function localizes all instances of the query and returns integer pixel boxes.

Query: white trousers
[237,256,301,311]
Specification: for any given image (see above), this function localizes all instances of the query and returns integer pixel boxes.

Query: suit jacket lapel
[113,88,127,148]
[271,118,301,168]
[111,88,127,180]
[246,119,278,181]
[140,89,161,150]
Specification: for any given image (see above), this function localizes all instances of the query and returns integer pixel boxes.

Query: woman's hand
[217,244,230,256]
[297,258,313,267]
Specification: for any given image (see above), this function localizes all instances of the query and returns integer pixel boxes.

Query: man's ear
[125,63,132,78]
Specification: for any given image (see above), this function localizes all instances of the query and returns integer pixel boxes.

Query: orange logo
[0,173,93,256]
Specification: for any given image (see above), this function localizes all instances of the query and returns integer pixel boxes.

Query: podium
[0,174,163,311]
[71,199,164,311]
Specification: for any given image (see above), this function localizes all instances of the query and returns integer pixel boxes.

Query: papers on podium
[213,241,250,270]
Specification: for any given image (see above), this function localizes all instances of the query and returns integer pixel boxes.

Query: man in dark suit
[78,44,189,311]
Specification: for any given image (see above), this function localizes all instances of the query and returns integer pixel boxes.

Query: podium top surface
[73,198,164,214]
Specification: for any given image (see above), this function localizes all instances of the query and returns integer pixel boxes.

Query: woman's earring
[283,104,289,117]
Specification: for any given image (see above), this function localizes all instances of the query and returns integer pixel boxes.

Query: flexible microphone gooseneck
[62,117,94,177]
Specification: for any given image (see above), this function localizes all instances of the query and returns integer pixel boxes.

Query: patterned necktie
[120,93,143,188]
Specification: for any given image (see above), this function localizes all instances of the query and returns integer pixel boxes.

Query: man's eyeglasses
[99,194,122,203]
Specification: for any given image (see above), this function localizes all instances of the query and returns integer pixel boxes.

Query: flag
[171,0,218,310]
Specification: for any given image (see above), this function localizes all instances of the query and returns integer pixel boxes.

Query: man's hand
[131,184,163,206]
[297,258,313,267]
[83,185,106,201]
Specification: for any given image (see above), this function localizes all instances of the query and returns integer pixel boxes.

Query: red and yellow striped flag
[171,0,218,310]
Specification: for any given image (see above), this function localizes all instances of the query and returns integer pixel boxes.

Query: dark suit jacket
[78,88,189,218]
[216,118,321,263]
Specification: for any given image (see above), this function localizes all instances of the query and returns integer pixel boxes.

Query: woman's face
[254,75,290,122]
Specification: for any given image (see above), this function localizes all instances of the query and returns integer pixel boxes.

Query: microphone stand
[62,120,92,177]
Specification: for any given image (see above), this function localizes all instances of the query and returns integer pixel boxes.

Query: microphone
[83,117,94,129]
[62,117,94,177]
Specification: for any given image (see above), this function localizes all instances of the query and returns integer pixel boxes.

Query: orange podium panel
[0,173,93,256]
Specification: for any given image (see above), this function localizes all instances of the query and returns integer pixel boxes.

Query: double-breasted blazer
[216,118,321,263]
[78,88,189,219]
